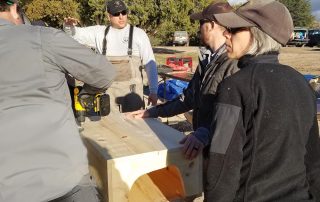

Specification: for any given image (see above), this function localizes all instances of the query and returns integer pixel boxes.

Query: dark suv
[307,29,320,47]
[287,27,309,47]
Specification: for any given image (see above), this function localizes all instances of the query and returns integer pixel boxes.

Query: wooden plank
[184,111,193,124]
[81,114,202,202]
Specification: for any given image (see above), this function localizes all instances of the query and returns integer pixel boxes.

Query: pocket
[110,60,132,81]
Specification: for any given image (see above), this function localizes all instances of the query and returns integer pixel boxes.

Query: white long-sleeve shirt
[64,24,158,94]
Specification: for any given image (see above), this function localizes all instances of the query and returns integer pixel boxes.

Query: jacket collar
[0,18,14,26]
[238,52,279,69]
[199,44,227,75]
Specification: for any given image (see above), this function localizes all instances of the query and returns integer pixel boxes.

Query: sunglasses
[226,27,248,34]
[112,10,128,17]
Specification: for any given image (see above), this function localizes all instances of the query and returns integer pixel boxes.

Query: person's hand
[179,133,204,160]
[63,17,79,26]
[125,109,150,119]
[148,93,158,106]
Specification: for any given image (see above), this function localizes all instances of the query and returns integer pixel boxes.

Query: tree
[21,0,228,45]
[77,0,106,26]
[279,0,314,27]
[124,0,212,45]
[20,0,317,44]
[24,0,79,27]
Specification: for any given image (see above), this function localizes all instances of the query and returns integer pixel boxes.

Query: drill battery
[73,87,110,123]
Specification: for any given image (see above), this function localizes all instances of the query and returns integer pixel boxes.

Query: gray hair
[246,27,282,56]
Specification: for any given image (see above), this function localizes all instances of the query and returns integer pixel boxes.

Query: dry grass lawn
[154,46,320,75]
[279,47,320,75]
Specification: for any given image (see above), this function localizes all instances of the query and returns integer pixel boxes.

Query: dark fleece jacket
[203,53,320,202]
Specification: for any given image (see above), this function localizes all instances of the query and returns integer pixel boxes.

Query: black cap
[106,0,127,15]
[190,2,233,21]
[1,0,16,5]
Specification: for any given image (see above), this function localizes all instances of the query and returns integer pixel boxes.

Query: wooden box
[81,114,202,202]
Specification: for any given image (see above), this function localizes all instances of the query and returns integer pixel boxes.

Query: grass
[155,53,198,65]
[154,49,199,69]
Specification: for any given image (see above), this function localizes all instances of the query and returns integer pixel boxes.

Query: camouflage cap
[106,0,127,15]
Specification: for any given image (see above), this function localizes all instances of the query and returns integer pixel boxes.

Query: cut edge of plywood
[184,111,193,124]
[148,166,186,200]
[83,136,110,202]
[84,137,203,202]
[107,150,202,202]
[128,165,186,202]
[128,174,168,202]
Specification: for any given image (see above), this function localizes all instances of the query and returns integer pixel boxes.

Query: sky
[227,0,320,21]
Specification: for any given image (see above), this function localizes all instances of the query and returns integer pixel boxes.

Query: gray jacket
[0,19,115,202]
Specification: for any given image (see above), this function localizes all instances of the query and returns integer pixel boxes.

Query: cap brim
[6,0,16,5]
[190,12,204,20]
[214,12,255,28]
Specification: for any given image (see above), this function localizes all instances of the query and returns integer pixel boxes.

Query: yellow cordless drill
[73,86,110,123]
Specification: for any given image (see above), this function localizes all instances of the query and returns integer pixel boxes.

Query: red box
[166,56,192,71]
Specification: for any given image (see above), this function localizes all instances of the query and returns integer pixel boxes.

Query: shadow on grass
[310,47,320,51]
[153,47,185,54]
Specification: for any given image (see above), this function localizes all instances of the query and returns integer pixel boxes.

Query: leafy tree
[24,0,79,27]
[279,0,314,27]
[77,0,106,26]
[76,0,96,26]
[124,0,212,45]
[22,0,317,45]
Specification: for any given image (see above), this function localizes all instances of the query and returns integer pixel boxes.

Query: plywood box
[81,114,202,202]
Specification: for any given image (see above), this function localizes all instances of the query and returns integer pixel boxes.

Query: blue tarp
[158,79,189,101]
[304,74,317,82]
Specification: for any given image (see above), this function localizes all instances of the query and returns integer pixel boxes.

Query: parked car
[173,31,189,46]
[307,29,320,47]
[287,27,309,47]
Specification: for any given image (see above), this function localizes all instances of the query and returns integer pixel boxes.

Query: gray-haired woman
[197,0,320,201]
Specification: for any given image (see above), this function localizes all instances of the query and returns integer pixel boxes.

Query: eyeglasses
[112,10,128,17]
[226,27,248,34]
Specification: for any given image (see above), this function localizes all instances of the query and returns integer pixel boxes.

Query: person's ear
[106,12,111,21]
[9,4,22,25]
